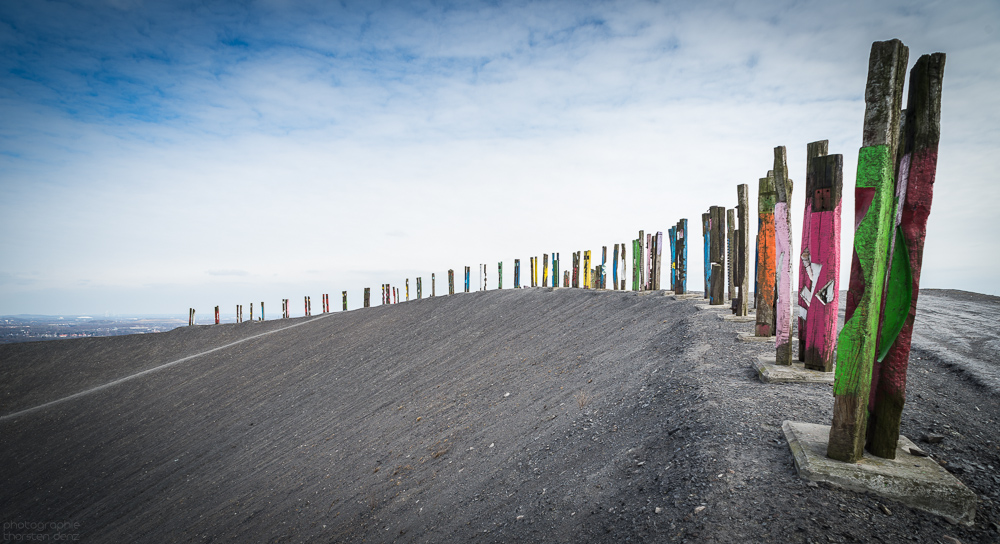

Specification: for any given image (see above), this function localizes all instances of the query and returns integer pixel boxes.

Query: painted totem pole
[612,245,619,290]
[798,141,843,372]
[601,246,607,289]
[417,278,422,299]
[572,252,580,288]
[701,213,711,298]
[543,254,549,287]
[620,242,626,290]
[755,171,777,336]
[773,147,794,365]
[583,251,592,289]
[867,51,945,459]
[645,232,653,290]
[828,39,910,463]
[465,266,471,292]
[342,291,347,311]
[632,239,641,291]
[553,253,559,287]
[709,206,726,304]
[498,262,502,289]
[675,219,687,295]
[653,232,663,290]
[514,259,521,288]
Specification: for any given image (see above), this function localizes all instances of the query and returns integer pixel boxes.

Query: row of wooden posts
[695,40,945,464]
[185,39,942,471]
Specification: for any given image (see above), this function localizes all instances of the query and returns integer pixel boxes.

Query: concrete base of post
[753,355,834,384]
[720,313,756,322]
[782,421,976,526]
[672,293,702,300]
[737,331,775,342]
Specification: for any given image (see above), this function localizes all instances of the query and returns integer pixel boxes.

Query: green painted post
[828,39,909,463]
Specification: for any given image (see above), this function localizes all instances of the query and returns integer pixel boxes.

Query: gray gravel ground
[0,287,997,543]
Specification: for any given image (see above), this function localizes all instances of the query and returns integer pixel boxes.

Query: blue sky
[1,0,998,316]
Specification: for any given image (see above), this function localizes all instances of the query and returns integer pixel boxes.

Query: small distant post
[653,233,663,290]
[541,254,548,287]
[645,232,652,290]
[631,239,640,291]
[612,244,619,290]
[676,219,688,295]
[261,301,265,321]
[465,266,470,292]
[214,306,219,325]
[620,242,627,290]
[364,288,370,308]
[514,259,521,288]
[432,273,436,297]
[553,253,560,287]
[668,227,677,291]
[498,262,503,289]
[449,269,455,295]
[583,251,592,289]
[304,296,309,316]
[417,277,422,299]
[563,270,570,287]
[189,308,195,326]
[250,303,253,321]
[406,279,410,301]
[342,291,347,311]
[236,305,241,323]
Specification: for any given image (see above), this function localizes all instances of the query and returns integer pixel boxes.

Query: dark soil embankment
[1,288,997,543]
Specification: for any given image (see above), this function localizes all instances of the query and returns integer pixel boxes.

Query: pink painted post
[773,146,795,365]
[800,149,843,372]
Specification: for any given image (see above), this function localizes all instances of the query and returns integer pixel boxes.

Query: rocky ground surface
[1,287,997,543]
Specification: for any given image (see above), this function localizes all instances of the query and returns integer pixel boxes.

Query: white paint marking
[0,314,331,422]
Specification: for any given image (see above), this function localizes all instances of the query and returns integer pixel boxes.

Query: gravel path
[1,288,996,543]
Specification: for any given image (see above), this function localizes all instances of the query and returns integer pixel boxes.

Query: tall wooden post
[573,251,580,289]
[514,259,521,288]
[406,279,410,301]
[676,220,687,295]
[644,232,652,290]
[497,262,502,289]
[652,232,662,290]
[774,147,795,364]
[341,291,347,310]
[304,296,309,316]
[542,254,549,287]
[261,301,265,320]
[449,269,455,295]
[727,209,736,301]
[563,270,570,287]
[189,308,195,326]
[620,243,626,291]
[701,213,710,298]
[798,141,842,372]
[755,172,777,336]
[431,273,436,297]
[465,266,470,292]
[250,303,253,321]
[668,227,677,291]
[417,277,422,299]
[583,251,592,289]
[631,239,640,291]
[736,185,750,316]
[364,288,370,308]
[601,246,607,289]
[867,52,945,459]
[637,230,645,290]
[214,306,219,324]
[828,39,909,463]
[709,206,726,304]
[612,245,619,290]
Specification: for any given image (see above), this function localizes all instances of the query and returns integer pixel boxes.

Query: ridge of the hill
[1,288,997,543]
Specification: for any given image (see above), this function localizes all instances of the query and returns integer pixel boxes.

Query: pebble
[908,447,929,457]
[921,433,944,444]
[693,506,706,514]
[879,504,891,516]
[655,507,663,514]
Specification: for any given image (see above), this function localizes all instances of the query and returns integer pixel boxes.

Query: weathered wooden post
[304,296,309,316]
[214,306,219,324]
[261,301,265,320]
[381,285,385,305]
[581,251,590,289]
[755,172,777,336]
[465,266,471,292]
[449,269,455,295]
[867,52,945,459]
[676,220,688,294]
[798,141,842,371]
[710,206,726,304]
[570,252,578,288]
[736,185,750,316]
[250,303,254,321]
[774,146,795,364]
[727,209,736,301]
[237,305,241,323]
[644,232,652,290]
[189,308,195,326]
[542,254,549,287]
[364,288,371,308]
[563,270,570,287]
[342,291,347,311]
[601,247,607,289]
[431,273,436,297]
[828,39,909,463]
[612,245,619,290]
[514,259,521,288]
[417,277,422,299]
[619,242,626,290]
[498,262,502,289]
[701,213,710,298]
[406,278,410,301]
[653,233,663,290]
[631,239,640,291]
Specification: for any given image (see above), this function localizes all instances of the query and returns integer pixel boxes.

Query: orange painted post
[214,306,220,324]
[755,171,777,336]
